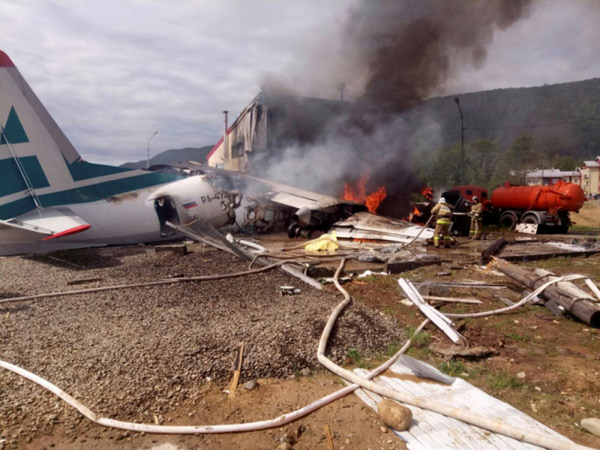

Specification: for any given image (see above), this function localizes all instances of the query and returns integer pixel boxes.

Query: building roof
[583,161,600,168]
[525,168,580,177]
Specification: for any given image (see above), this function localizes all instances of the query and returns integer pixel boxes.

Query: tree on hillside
[465,139,498,187]
[548,155,581,171]
[415,143,463,189]
[503,134,540,184]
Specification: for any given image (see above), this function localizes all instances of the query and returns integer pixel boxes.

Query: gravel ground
[0,244,403,446]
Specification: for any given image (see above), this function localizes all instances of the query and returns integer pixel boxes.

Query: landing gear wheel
[287,223,301,238]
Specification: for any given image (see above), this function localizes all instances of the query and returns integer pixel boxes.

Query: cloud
[1,0,600,165]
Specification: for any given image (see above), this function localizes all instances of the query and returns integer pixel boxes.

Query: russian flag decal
[182,201,198,209]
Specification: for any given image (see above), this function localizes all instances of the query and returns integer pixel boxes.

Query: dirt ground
[2,221,600,449]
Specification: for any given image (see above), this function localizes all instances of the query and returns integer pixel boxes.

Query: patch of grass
[359,274,395,286]
[569,225,600,233]
[406,346,432,361]
[346,348,368,368]
[486,370,524,390]
[440,360,466,377]
[405,325,430,348]
[383,343,402,357]
[383,305,397,315]
[505,332,530,342]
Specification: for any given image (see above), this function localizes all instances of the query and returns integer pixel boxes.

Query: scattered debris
[279,286,301,295]
[331,212,434,244]
[304,232,339,252]
[494,258,600,327]
[481,237,508,264]
[357,270,388,278]
[581,418,600,438]
[495,295,515,307]
[378,399,412,431]
[398,278,465,345]
[243,380,257,391]
[228,343,245,401]
[414,281,506,290]
[423,295,482,304]
[430,345,497,359]
[66,277,104,286]
[354,358,580,449]
[324,424,335,450]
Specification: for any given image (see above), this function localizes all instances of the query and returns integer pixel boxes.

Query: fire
[421,186,433,200]
[342,175,387,213]
[365,186,387,213]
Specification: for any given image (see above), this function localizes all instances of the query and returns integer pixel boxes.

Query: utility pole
[337,82,346,101]
[453,97,465,184]
[147,131,158,169]
[223,111,229,163]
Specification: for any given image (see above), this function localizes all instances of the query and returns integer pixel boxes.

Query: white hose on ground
[443,274,588,319]
[0,319,429,434]
[318,259,594,450]
[238,239,266,253]
[400,215,434,248]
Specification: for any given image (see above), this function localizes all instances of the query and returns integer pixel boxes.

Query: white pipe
[238,239,266,253]
[318,259,594,450]
[443,274,587,319]
[0,319,429,434]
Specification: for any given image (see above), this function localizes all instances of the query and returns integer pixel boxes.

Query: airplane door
[154,196,180,237]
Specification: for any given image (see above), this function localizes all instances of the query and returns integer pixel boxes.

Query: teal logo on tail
[0,106,28,145]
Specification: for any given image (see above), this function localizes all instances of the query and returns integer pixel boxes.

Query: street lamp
[454,97,465,183]
[147,131,159,169]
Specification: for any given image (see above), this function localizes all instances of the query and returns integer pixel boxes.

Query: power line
[466,116,600,131]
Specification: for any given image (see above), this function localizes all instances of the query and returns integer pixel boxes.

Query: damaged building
[206,90,350,174]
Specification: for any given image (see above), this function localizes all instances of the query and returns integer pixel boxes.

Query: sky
[2,0,600,166]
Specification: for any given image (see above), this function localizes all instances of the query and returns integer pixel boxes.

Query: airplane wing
[194,165,358,209]
[0,207,91,240]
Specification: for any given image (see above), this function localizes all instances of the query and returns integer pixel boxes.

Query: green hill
[120,146,213,169]
[410,78,600,189]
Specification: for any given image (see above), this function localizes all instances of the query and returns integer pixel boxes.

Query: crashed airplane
[0,50,431,256]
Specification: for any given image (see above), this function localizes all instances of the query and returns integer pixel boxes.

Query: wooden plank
[228,343,244,401]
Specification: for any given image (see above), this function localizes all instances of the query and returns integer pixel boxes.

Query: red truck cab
[447,185,491,208]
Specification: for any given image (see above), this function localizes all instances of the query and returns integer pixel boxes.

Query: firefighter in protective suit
[469,196,483,240]
[430,197,452,248]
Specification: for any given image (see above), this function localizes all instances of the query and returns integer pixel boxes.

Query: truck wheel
[521,213,539,225]
[500,211,518,230]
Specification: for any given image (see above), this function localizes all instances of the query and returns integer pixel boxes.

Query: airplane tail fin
[0,50,155,223]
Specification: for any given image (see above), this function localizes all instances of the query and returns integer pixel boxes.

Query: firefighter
[431,197,452,248]
[469,195,483,240]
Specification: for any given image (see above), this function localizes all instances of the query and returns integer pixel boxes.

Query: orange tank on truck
[491,181,585,213]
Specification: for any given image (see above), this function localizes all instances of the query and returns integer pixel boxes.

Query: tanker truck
[441,181,585,234]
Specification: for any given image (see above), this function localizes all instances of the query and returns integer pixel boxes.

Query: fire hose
[0,260,594,447]
[317,259,594,450]
[0,265,428,434]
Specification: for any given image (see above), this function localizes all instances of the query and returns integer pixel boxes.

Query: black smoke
[255,0,535,218]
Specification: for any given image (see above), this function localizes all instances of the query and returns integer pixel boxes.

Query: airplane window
[265,210,275,221]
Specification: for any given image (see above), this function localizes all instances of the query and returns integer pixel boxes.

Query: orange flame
[342,174,387,213]
[421,186,433,200]
[365,186,387,213]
